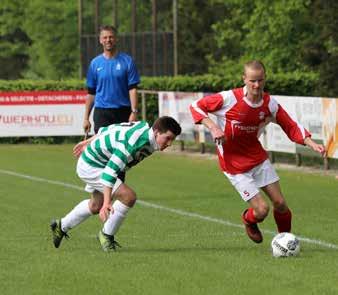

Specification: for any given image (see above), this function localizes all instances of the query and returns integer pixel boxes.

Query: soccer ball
[271,232,300,258]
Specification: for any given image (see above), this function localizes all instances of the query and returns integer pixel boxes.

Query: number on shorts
[244,190,250,197]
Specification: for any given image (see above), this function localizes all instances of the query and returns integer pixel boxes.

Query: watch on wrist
[131,108,139,114]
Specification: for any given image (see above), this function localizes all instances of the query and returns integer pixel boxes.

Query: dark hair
[243,60,266,75]
[152,116,181,136]
[99,25,117,35]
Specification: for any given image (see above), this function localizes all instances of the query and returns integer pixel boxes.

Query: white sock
[102,200,130,236]
[61,199,92,232]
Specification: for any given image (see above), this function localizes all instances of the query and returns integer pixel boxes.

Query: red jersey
[190,87,311,174]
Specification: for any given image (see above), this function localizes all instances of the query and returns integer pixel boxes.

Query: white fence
[158,91,338,160]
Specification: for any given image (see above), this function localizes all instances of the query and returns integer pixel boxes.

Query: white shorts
[76,157,122,195]
[223,159,279,202]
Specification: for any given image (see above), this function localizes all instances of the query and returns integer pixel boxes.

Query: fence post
[295,153,302,167]
[200,143,205,154]
[141,92,146,121]
[180,140,185,151]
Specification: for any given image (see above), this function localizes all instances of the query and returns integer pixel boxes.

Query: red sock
[273,208,292,232]
[244,208,259,224]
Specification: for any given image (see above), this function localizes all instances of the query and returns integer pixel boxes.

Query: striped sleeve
[101,151,128,187]
[190,93,226,123]
[100,121,150,187]
[269,97,311,145]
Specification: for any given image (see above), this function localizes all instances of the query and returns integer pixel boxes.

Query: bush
[0,71,322,95]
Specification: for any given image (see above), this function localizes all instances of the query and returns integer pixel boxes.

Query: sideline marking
[1,168,337,250]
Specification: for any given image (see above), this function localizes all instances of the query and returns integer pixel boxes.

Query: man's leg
[242,194,269,243]
[262,181,292,233]
[51,191,103,248]
[224,170,268,243]
[98,183,136,251]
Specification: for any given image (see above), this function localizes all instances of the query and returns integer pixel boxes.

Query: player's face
[155,130,176,151]
[243,68,265,99]
[99,30,117,52]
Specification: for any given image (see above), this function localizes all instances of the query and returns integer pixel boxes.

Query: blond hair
[243,60,266,75]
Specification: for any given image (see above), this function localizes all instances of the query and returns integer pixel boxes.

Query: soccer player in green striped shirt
[51,116,181,251]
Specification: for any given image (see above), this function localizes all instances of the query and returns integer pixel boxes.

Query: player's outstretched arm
[72,135,97,158]
[304,137,326,157]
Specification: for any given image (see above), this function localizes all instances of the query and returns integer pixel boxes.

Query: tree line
[0,0,337,96]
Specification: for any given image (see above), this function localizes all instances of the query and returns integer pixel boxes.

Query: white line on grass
[1,168,337,250]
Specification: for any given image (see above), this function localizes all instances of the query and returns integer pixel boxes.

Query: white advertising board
[0,90,88,137]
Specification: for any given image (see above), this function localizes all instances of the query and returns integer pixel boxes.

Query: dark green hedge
[0,71,323,96]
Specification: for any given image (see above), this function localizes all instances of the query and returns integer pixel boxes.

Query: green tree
[243,0,311,72]
[208,0,312,76]
[174,0,226,74]
[0,0,30,79]
[300,0,338,96]
[208,0,338,96]
[23,0,79,79]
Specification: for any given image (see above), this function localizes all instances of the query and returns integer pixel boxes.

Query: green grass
[0,144,337,295]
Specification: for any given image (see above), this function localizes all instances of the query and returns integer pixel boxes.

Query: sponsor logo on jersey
[230,120,259,138]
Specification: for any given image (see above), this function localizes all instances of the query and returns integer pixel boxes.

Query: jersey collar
[148,127,159,151]
[243,86,264,108]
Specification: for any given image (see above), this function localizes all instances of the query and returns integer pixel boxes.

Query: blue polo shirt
[86,52,140,108]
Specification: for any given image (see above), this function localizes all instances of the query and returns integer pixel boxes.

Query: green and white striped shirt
[81,121,158,188]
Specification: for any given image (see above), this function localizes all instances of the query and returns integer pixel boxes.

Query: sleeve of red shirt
[275,104,311,145]
[190,93,224,124]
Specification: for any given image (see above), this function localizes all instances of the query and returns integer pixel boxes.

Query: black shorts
[93,106,131,133]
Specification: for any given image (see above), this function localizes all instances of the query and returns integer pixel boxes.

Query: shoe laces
[57,226,70,240]
[106,236,121,250]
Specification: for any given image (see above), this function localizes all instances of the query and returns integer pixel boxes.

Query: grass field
[0,144,337,295]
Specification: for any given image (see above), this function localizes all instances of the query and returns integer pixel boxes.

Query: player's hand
[128,112,138,122]
[83,119,91,134]
[210,126,225,145]
[73,141,87,158]
[99,204,112,222]
[304,137,326,157]
[312,143,326,157]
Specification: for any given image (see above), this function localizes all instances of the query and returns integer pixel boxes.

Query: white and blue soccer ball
[271,232,300,258]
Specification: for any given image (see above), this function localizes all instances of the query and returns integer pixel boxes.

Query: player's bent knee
[88,199,103,214]
[116,185,137,207]
[256,204,269,221]
[119,194,136,207]
[272,198,287,211]
[124,190,137,207]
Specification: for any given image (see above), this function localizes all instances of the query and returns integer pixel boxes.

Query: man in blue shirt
[83,25,140,181]
[83,25,140,134]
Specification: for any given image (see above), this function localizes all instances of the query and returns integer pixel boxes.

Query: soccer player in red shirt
[190,60,326,243]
